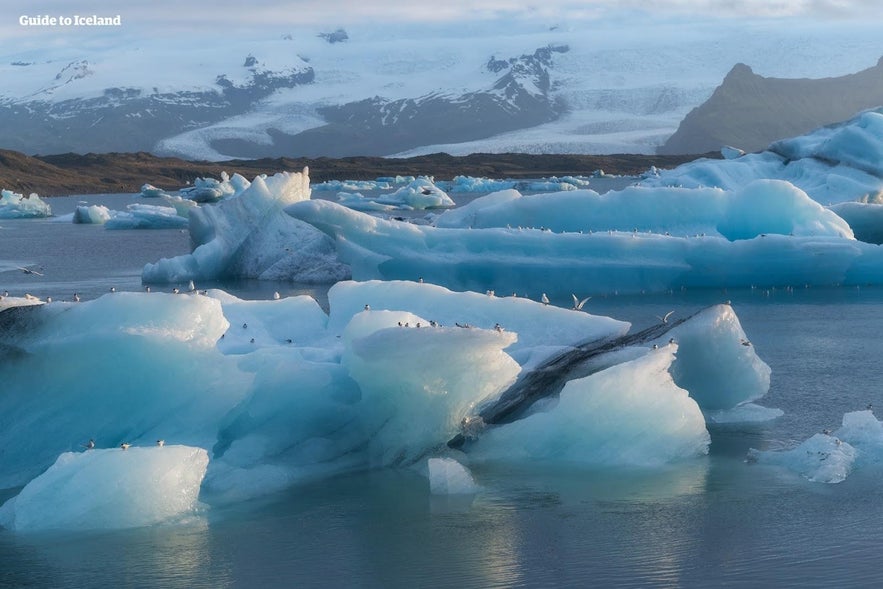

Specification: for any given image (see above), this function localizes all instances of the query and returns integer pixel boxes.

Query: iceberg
[143,169,350,283]
[374,176,454,209]
[0,281,773,515]
[0,445,208,531]
[0,189,51,218]
[72,204,112,224]
[644,109,883,206]
[748,410,883,483]
[179,171,249,203]
[435,180,852,240]
[427,457,479,495]
[288,196,883,297]
[470,348,710,466]
[140,183,170,198]
[104,203,189,230]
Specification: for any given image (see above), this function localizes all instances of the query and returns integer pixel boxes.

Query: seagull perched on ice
[172,287,180,294]
[273,291,281,300]
[656,311,674,324]
[541,293,550,305]
[73,293,80,302]
[109,286,116,293]
[156,439,165,447]
[120,442,131,450]
[82,438,95,450]
[364,304,371,311]
[571,294,590,311]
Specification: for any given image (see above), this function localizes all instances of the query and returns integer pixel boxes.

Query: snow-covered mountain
[1,19,883,159]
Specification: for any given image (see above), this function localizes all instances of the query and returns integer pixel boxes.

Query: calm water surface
[2,192,883,588]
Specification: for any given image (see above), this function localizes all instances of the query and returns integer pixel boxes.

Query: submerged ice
[0,281,774,529]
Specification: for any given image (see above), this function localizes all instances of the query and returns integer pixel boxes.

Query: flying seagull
[656,311,674,324]
[17,266,43,276]
[571,294,590,311]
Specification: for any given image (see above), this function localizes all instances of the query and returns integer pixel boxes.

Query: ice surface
[289,198,883,297]
[374,177,454,209]
[436,180,852,240]
[179,172,244,203]
[661,304,771,411]
[0,281,771,512]
[0,445,208,531]
[105,204,188,230]
[748,434,856,484]
[748,410,883,483]
[143,169,350,283]
[470,347,710,466]
[72,204,112,224]
[140,183,170,198]
[427,457,479,495]
[645,109,883,206]
[0,189,51,218]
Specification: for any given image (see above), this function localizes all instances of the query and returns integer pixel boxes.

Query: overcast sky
[3,0,882,47]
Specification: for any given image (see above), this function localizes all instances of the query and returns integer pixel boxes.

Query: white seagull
[571,294,590,311]
[656,311,674,324]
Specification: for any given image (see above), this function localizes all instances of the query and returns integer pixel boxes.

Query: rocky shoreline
[0,149,717,197]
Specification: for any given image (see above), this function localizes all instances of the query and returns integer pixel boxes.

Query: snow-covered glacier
[0,281,772,529]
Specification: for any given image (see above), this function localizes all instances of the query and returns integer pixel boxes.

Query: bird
[364,304,371,311]
[120,442,131,450]
[156,439,165,447]
[82,439,95,450]
[741,339,751,347]
[145,286,151,293]
[541,293,550,305]
[45,297,52,303]
[273,291,281,300]
[242,322,248,329]
[109,286,116,293]
[656,311,674,324]
[73,293,80,302]
[494,323,504,332]
[250,338,255,344]
[571,294,590,311]
[188,280,196,292]
[172,287,180,294]
[17,266,43,276]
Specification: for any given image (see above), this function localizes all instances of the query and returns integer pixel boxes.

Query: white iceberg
[0,445,208,531]
[104,203,188,229]
[143,169,350,283]
[427,457,479,495]
[72,204,112,224]
[0,189,51,218]
[375,176,454,209]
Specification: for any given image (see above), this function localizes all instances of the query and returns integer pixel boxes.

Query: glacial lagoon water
[2,191,883,588]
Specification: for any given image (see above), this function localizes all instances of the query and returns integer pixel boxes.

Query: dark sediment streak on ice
[448,309,700,449]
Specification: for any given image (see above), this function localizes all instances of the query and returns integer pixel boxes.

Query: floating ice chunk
[143,169,350,283]
[290,198,878,297]
[335,191,399,212]
[376,177,454,209]
[140,183,170,198]
[427,457,479,494]
[471,348,710,466]
[0,446,208,531]
[105,204,188,229]
[312,179,389,192]
[72,204,112,224]
[343,310,521,466]
[443,176,517,193]
[437,180,852,240]
[0,189,51,218]
[836,410,883,448]
[179,171,242,202]
[661,304,772,411]
[748,434,856,484]
[647,109,883,205]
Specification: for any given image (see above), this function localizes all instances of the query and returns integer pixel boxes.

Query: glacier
[0,280,773,529]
